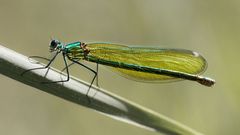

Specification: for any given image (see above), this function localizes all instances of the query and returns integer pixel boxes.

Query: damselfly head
[50,39,61,52]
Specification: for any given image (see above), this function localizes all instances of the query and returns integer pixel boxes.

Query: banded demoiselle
[22,39,215,91]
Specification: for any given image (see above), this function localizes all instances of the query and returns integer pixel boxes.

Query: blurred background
[0,0,239,135]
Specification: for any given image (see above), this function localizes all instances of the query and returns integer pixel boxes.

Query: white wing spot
[193,51,200,57]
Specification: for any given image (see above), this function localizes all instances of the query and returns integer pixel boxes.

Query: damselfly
[22,39,215,93]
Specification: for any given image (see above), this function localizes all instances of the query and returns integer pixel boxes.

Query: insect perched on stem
[22,39,215,96]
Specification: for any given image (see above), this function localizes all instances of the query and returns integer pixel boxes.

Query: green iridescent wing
[86,43,207,82]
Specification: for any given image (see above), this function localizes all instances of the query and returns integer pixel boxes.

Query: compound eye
[50,40,58,48]
[49,39,61,52]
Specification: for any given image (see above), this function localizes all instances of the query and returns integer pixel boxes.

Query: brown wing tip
[197,76,215,87]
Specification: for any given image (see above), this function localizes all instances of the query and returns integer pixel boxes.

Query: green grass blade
[0,44,203,135]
